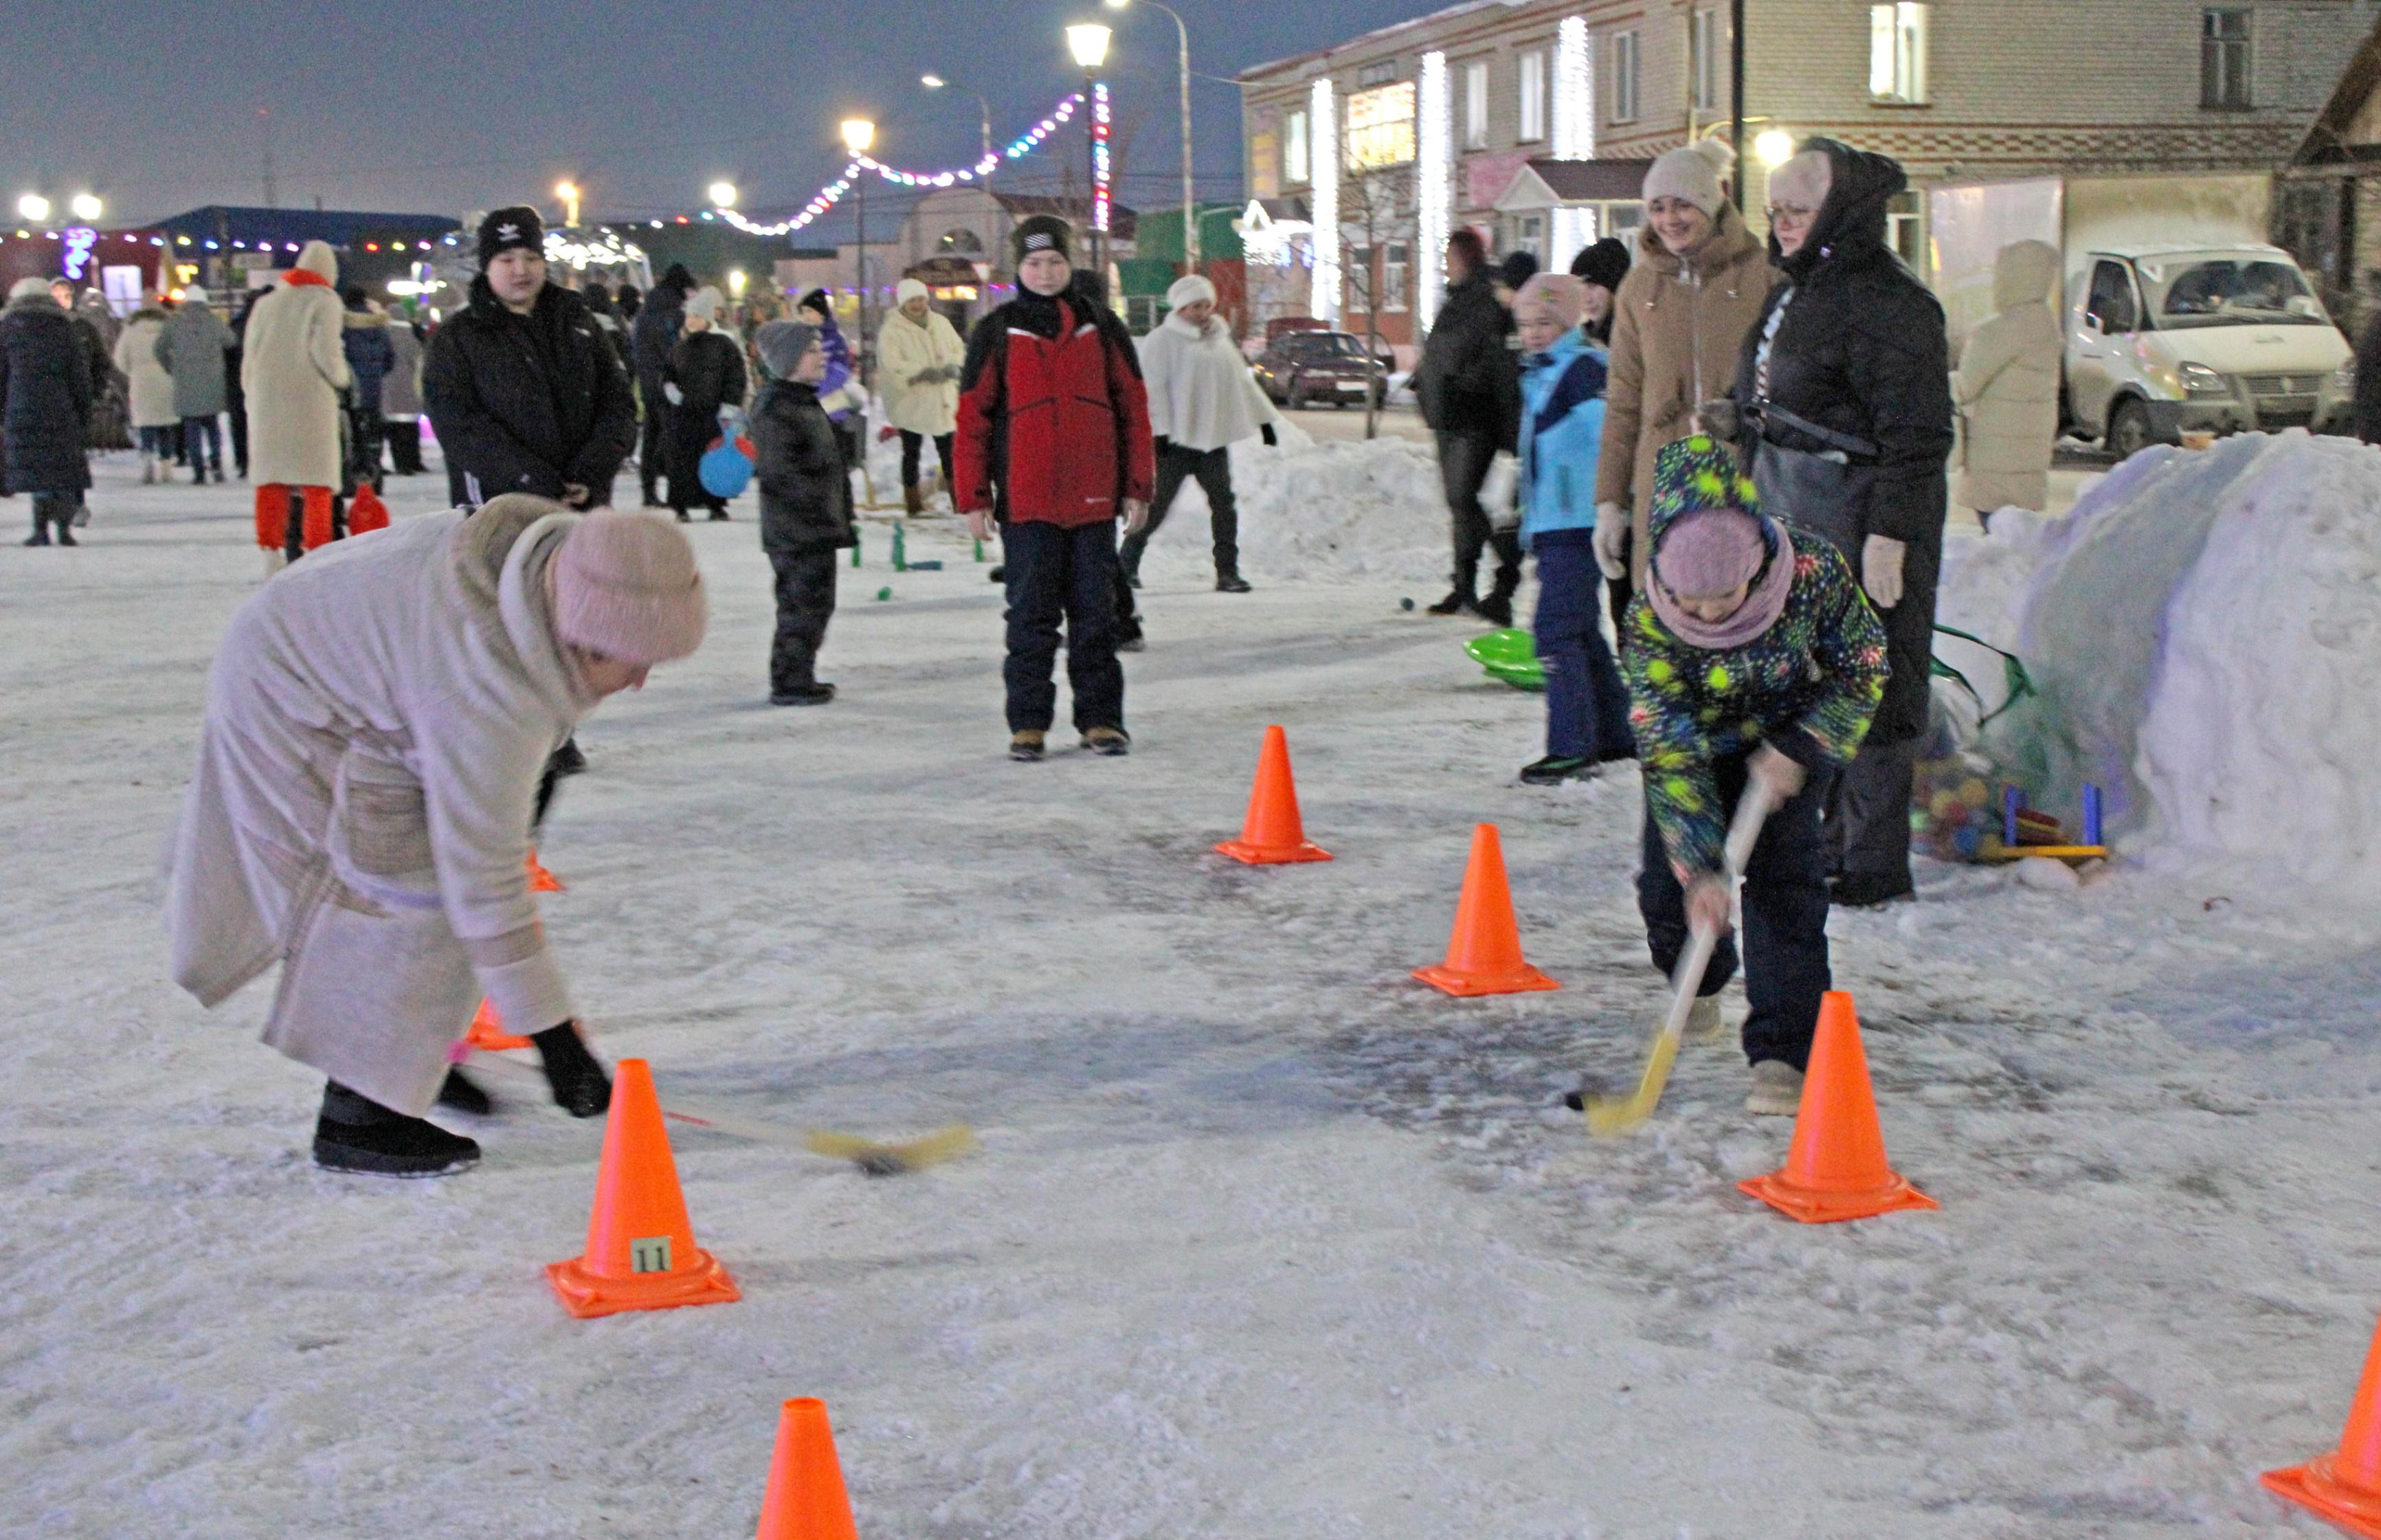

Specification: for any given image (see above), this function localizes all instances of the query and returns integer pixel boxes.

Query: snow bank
[1940,431,2381,883]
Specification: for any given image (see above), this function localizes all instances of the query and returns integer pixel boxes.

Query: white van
[2066,243,2353,456]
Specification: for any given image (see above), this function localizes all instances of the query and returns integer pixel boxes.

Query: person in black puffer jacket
[750,319,856,706]
[1412,228,1524,623]
[423,206,638,510]
[1730,137,1953,910]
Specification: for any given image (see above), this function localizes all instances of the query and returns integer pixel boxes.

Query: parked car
[1252,330,1389,410]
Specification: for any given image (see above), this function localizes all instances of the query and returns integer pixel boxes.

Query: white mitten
[1862,534,1906,609]
[1592,505,1629,581]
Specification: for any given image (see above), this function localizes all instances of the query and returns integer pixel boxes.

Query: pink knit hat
[549,511,708,665]
[1652,507,1767,599]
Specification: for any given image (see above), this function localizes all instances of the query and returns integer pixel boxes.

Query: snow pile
[1134,425,1460,588]
[1943,431,2381,883]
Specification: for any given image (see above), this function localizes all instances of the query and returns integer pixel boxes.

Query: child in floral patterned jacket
[1621,436,1888,1115]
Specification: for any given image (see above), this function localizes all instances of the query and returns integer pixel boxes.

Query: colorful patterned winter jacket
[1622,436,1888,878]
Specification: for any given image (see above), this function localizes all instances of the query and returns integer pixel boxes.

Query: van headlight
[2332,362,2356,397]
[2178,363,2231,398]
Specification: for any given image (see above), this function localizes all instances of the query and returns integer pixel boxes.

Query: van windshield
[2138,258,2328,328]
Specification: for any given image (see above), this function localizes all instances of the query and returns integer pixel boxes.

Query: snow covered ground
[8,444,2381,1538]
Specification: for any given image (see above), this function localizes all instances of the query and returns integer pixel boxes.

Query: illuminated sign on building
[1345,81,1417,170]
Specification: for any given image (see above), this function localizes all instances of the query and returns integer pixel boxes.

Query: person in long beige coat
[241,241,350,560]
[167,497,708,1176]
[877,278,966,513]
[1592,142,1777,591]
[113,304,179,482]
[1953,240,2061,523]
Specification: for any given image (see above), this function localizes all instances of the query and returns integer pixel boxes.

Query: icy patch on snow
[1938,431,2381,886]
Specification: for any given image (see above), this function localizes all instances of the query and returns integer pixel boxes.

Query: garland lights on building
[1309,76,1339,324]
[1551,16,1596,267]
[715,91,1085,238]
[1092,82,1112,234]
[1415,52,1451,328]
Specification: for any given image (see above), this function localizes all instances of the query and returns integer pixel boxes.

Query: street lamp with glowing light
[708,181,738,209]
[1065,22,1110,67]
[728,268,747,298]
[1755,129,1797,168]
[18,193,51,223]
[69,193,102,223]
[555,181,580,226]
[839,118,875,155]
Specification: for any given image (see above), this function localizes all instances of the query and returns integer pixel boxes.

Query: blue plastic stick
[2003,785,2022,847]
[2082,783,2103,847]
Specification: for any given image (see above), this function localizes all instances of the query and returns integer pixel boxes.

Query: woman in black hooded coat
[1,279,96,544]
[1730,137,1953,908]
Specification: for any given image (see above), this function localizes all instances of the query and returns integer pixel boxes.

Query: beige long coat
[167,497,596,1117]
[1954,240,2062,513]
[1596,205,1777,585]
[876,306,965,436]
[241,242,351,487]
[113,311,181,429]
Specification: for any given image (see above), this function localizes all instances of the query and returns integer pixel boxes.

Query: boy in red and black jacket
[957,214,1154,762]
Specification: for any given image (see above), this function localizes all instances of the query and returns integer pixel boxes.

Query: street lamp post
[1066,23,1112,284]
[1730,0,1747,210]
[1106,0,1197,274]
[841,118,877,389]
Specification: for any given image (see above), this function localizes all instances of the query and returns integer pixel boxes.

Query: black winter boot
[531,1022,613,1118]
[435,1068,495,1115]
[23,511,49,546]
[313,1082,481,1176]
[1425,589,1471,616]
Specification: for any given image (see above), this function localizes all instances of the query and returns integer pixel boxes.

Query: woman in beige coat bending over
[1953,240,2061,527]
[1592,140,1777,604]
[168,498,707,1177]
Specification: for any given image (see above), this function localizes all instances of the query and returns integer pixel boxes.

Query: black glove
[1260,423,1278,447]
[1152,435,1172,456]
[531,1020,612,1118]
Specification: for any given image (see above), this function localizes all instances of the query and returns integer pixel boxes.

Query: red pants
[254,484,334,551]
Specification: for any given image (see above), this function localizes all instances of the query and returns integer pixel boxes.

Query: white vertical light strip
[1310,76,1340,324]
[1416,50,1451,329]
[1550,16,1594,274]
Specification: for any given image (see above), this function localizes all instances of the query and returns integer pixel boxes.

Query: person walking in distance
[660,286,746,522]
[629,265,692,506]
[1731,140,1955,910]
[1116,273,1279,637]
[115,297,179,485]
[339,286,395,495]
[155,284,236,484]
[750,320,857,706]
[877,277,965,514]
[241,241,353,569]
[379,309,427,475]
[423,206,637,511]
[954,214,1153,761]
[1,276,95,546]
[1953,241,2061,530]
[1411,228,1523,625]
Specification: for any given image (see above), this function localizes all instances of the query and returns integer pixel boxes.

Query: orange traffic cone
[754,1397,860,1540]
[462,997,535,1053]
[1412,824,1559,996]
[2264,1315,2381,1537]
[1739,992,1937,1223]
[527,848,565,893]
[547,1058,740,1318]
[1215,725,1332,864]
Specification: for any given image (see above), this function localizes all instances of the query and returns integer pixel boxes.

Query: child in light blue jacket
[1514,273,1633,784]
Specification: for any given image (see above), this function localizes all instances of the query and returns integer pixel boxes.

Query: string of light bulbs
[717,91,1085,237]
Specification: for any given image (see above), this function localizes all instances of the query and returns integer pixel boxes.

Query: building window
[1517,50,1547,143]
[2202,8,2253,109]
[1515,214,1545,263]
[1357,59,1398,88]
[1464,59,1490,149]
[1284,109,1310,185]
[1868,3,1929,104]
[1385,243,1409,311]
[1610,32,1641,123]
[1690,9,1721,113]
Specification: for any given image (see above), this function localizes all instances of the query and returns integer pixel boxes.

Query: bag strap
[1755,400,1880,461]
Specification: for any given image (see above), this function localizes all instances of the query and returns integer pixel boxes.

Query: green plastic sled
[1464,628,1545,691]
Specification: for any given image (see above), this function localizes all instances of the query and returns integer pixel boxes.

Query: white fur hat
[895,277,930,305]
[1641,138,1736,216]
[1166,274,1218,310]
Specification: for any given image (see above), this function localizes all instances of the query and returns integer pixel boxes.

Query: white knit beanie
[1641,138,1736,216]
[1166,274,1217,309]
[895,277,930,306]
[549,511,708,665]
[684,286,723,322]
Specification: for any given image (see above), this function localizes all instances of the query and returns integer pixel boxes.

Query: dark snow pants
[1436,427,1521,603]
[181,415,223,476]
[1002,517,1124,735]
[768,545,840,693]
[1532,531,1633,762]
[1636,752,1833,1071]
[899,429,954,492]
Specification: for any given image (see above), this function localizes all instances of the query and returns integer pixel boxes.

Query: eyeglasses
[1764,204,1817,226]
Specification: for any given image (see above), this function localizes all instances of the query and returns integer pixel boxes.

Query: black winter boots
[533,1022,614,1118]
[314,1082,481,1177]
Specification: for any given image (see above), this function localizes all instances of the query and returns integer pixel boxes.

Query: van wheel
[2107,399,2158,460]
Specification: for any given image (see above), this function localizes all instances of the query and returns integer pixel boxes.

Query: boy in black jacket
[750,320,855,705]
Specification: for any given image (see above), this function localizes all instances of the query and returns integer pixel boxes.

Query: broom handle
[1659,783,1779,1038]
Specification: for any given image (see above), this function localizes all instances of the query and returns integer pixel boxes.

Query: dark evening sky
[0,0,1434,237]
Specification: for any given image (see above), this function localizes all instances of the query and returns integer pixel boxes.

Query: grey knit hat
[754,319,819,381]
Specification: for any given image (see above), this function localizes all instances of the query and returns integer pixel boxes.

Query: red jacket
[954,285,1154,527]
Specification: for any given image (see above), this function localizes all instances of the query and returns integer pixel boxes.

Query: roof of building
[155,205,463,248]
[2294,9,2381,165]
[1236,0,1514,82]
[1501,158,1658,207]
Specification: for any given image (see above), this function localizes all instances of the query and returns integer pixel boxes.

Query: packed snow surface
[9,440,2381,1537]
[1937,431,2381,889]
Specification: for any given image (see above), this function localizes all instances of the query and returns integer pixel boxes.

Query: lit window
[1610,32,1641,123]
[1285,109,1310,185]
[1869,3,1929,104]
[1464,60,1490,149]
[1518,51,1547,143]
[2202,8,2252,109]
